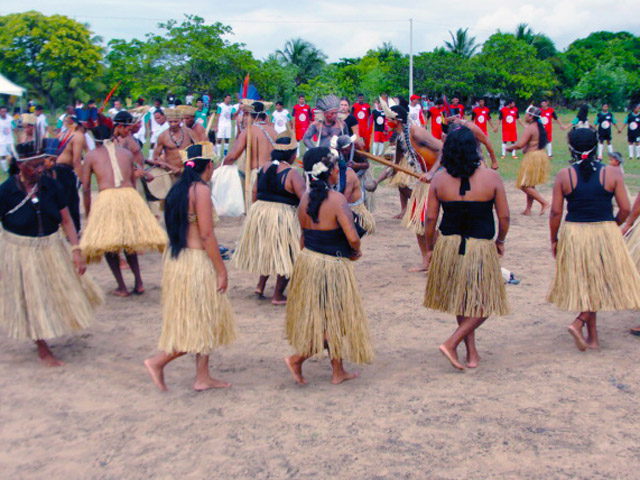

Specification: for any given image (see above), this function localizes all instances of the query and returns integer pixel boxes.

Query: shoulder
[194,181,212,196]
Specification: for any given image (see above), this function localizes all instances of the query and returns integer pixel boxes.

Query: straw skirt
[80,187,168,263]
[232,200,301,277]
[352,202,376,235]
[158,249,236,354]
[626,221,640,271]
[388,156,413,188]
[0,230,104,340]
[285,249,374,364]
[548,221,640,311]
[515,149,550,188]
[424,234,509,317]
[401,182,429,235]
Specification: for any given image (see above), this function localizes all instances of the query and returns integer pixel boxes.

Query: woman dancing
[423,126,510,370]
[284,147,373,385]
[145,143,236,391]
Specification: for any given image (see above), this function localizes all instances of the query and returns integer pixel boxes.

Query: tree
[570,61,637,109]
[0,11,103,111]
[514,23,557,60]
[473,33,557,100]
[444,28,479,58]
[275,38,327,86]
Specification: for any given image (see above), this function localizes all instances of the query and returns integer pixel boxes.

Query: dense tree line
[1,12,639,112]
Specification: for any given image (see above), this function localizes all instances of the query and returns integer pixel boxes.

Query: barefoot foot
[271,298,287,306]
[144,358,168,392]
[38,352,64,367]
[568,322,587,351]
[521,209,532,216]
[284,356,307,385]
[194,377,231,391]
[408,265,428,273]
[540,203,550,215]
[439,344,465,370]
[393,211,405,220]
[466,352,481,368]
[111,288,130,297]
[254,290,266,299]
[331,370,359,385]
[133,284,144,295]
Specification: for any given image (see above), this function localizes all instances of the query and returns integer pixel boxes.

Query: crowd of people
[2,88,640,391]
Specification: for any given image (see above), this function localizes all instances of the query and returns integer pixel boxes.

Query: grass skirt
[401,182,429,235]
[548,221,640,311]
[158,249,236,354]
[352,202,376,235]
[424,235,509,317]
[388,156,413,188]
[515,149,550,188]
[285,249,374,364]
[0,230,104,340]
[80,187,168,263]
[626,221,640,271]
[232,200,301,277]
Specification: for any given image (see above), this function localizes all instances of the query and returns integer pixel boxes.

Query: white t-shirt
[133,120,146,144]
[271,109,291,134]
[151,121,169,143]
[108,107,124,118]
[84,132,96,151]
[408,104,423,125]
[149,107,164,135]
[185,94,194,105]
[216,103,236,126]
[0,115,14,146]
[36,114,48,138]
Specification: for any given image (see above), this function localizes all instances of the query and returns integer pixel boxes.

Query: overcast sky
[4,1,639,61]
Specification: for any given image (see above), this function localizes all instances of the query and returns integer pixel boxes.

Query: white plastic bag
[210,165,245,217]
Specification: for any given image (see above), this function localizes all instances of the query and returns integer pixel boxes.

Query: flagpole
[409,18,414,97]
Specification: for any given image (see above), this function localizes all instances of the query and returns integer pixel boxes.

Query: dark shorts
[598,131,612,142]
[629,133,640,143]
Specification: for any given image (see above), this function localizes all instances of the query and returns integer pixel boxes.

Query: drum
[143,166,174,201]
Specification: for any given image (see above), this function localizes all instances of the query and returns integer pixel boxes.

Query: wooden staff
[355,150,423,180]
[244,114,253,212]
[205,111,216,135]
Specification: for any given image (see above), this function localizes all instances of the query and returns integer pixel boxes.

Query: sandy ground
[2,181,640,480]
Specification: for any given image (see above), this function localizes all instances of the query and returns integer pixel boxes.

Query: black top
[372,109,386,132]
[256,167,299,206]
[0,175,66,237]
[344,114,358,136]
[565,163,614,223]
[439,200,495,254]
[303,228,353,257]
[596,112,615,136]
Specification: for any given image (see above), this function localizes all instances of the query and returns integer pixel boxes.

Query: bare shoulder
[195,181,212,196]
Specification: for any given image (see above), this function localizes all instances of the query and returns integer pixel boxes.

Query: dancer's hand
[551,241,558,258]
[621,222,632,237]
[217,272,228,293]
[349,249,362,261]
[495,241,505,257]
[73,250,86,276]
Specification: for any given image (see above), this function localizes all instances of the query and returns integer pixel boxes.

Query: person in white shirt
[0,105,14,171]
[214,94,237,157]
[34,105,50,138]
[108,99,124,118]
[271,101,292,134]
[149,109,169,159]
[185,93,194,105]
[148,99,165,150]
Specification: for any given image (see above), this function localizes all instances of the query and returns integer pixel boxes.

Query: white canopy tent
[0,73,25,96]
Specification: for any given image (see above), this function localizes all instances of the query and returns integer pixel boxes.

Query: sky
[3,0,639,61]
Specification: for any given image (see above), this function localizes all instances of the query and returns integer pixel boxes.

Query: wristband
[495,239,505,244]
[71,245,82,252]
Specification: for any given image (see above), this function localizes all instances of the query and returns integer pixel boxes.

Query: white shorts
[0,143,11,157]
[218,122,232,140]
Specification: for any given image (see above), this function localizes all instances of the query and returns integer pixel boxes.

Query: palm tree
[275,38,327,86]
[514,23,557,60]
[444,28,479,58]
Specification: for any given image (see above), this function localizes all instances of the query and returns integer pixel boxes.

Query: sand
[2,181,640,479]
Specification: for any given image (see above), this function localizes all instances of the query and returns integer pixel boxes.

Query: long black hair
[576,104,589,123]
[264,137,297,193]
[568,128,598,181]
[303,147,335,223]
[441,126,481,179]
[164,158,211,258]
[536,120,548,149]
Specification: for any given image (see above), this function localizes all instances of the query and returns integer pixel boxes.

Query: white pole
[409,18,414,97]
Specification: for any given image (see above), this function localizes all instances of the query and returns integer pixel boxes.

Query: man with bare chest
[303,95,351,149]
[80,124,167,297]
[178,105,207,142]
[151,109,196,175]
[56,115,86,232]
[223,101,277,171]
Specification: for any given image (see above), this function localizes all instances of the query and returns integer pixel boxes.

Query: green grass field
[6,110,637,188]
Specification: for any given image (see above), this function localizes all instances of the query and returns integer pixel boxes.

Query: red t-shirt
[292,103,312,140]
[449,103,465,118]
[540,107,557,141]
[352,102,371,135]
[428,106,444,139]
[472,106,491,135]
[499,107,519,142]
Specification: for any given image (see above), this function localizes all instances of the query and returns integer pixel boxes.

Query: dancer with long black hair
[232,132,306,305]
[145,142,235,391]
[507,105,551,215]
[284,147,373,385]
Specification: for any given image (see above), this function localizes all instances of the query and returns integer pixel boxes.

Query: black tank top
[303,228,353,257]
[565,163,614,223]
[439,200,496,255]
[256,167,299,206]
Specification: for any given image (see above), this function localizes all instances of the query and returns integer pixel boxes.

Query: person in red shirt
[427,98,445,139]
[292,94,313,154]
[495,99,525,158]
[539,99,567,157]
[449,96,465,118]
[352,93,371,151]
[471,98,495,135]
